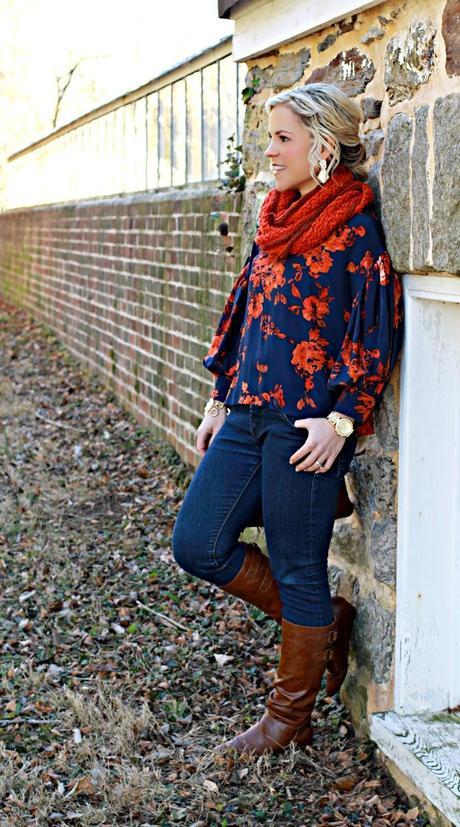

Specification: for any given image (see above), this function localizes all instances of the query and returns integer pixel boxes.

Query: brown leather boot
[336,479,354,518]
[324,596,357,696]
[214,616,338,756]
[219,542,282,621]
[220,543,356,696]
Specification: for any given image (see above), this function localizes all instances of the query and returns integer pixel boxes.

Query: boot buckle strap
[314,647,335,661]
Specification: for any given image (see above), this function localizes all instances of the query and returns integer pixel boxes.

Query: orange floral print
[203,213,404,438]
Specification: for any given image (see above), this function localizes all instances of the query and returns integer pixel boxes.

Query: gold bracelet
[204,398,227,417]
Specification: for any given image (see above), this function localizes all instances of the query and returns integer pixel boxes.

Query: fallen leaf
[335,775,359,791]
[213,653,234,667]
[203,779,219,794]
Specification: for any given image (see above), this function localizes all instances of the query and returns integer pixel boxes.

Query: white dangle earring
[318,158,329,184]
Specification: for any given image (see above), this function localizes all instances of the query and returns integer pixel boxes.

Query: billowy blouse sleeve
[326,216,404,426]
[202,241,258,403]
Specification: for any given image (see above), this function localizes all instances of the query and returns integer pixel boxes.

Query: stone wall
[0,186,244,468]
[236,0,459,732]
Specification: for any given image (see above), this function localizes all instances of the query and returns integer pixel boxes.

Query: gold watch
[326,411,354,437]
[204,398,227,417]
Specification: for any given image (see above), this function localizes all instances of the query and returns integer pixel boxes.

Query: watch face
[337,419,353,436]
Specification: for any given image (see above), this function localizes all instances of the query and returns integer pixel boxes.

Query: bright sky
[1,0,234,152]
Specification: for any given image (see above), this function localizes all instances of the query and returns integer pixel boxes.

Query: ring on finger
[315,452,332,471]
[296,456,323,472]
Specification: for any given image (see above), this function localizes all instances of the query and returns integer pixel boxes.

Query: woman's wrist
[204,398,227,417]
[334,412,355,423]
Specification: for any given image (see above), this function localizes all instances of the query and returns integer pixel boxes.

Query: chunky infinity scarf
[255,163,375,259]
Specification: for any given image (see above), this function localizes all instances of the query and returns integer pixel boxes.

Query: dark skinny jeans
[172,403,358,626]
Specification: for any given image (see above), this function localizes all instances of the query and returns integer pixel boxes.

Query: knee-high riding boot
[214,615,338,756]
[219,542,356,697]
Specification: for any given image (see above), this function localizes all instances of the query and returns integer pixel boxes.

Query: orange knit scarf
[255,163,375,259]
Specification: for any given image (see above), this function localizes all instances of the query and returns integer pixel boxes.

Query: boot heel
[292,725,313,747]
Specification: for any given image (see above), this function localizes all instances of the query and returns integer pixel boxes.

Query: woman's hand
[196,409,227,456]
[289,416,350,474]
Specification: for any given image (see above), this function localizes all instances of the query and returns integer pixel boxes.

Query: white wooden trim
[230,0,384,61]
[395,275,460,715]
[370,711,460,825]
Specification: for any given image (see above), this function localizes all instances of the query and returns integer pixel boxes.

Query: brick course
[0,187,244,467]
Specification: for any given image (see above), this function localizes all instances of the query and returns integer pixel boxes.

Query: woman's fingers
[197,420,224,454]
[196,427,212,454]
[290,440,342,472]
[289,421,346,473]
[196,411,227,455]
[311,446,339,473]
[295,450,333,472]
[289,437,320,468]
[196,432,208,455]
[296,454,335,472]
[312,451,336,473]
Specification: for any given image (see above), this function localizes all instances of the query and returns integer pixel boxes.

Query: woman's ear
[320,138,337,163]
[312,140,336,179]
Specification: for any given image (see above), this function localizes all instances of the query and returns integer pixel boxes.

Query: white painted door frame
[395,275,460,715]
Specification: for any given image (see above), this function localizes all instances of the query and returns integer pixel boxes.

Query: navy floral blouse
[202,207,404,437]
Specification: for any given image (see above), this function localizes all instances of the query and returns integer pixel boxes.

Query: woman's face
[264,103,332,197]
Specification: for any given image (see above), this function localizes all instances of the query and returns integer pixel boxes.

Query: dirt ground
[0,298,432,826]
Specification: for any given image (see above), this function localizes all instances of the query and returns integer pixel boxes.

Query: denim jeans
[172,403,358,626]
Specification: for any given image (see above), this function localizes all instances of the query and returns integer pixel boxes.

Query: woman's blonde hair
[264,82,368,186]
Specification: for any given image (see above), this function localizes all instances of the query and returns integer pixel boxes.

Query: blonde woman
[172,83,404,757]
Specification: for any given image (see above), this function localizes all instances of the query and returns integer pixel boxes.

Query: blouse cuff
[210,373,232,403]
[332,387,377,425]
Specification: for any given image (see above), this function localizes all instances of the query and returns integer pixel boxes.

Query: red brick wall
[0,188,244,467]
